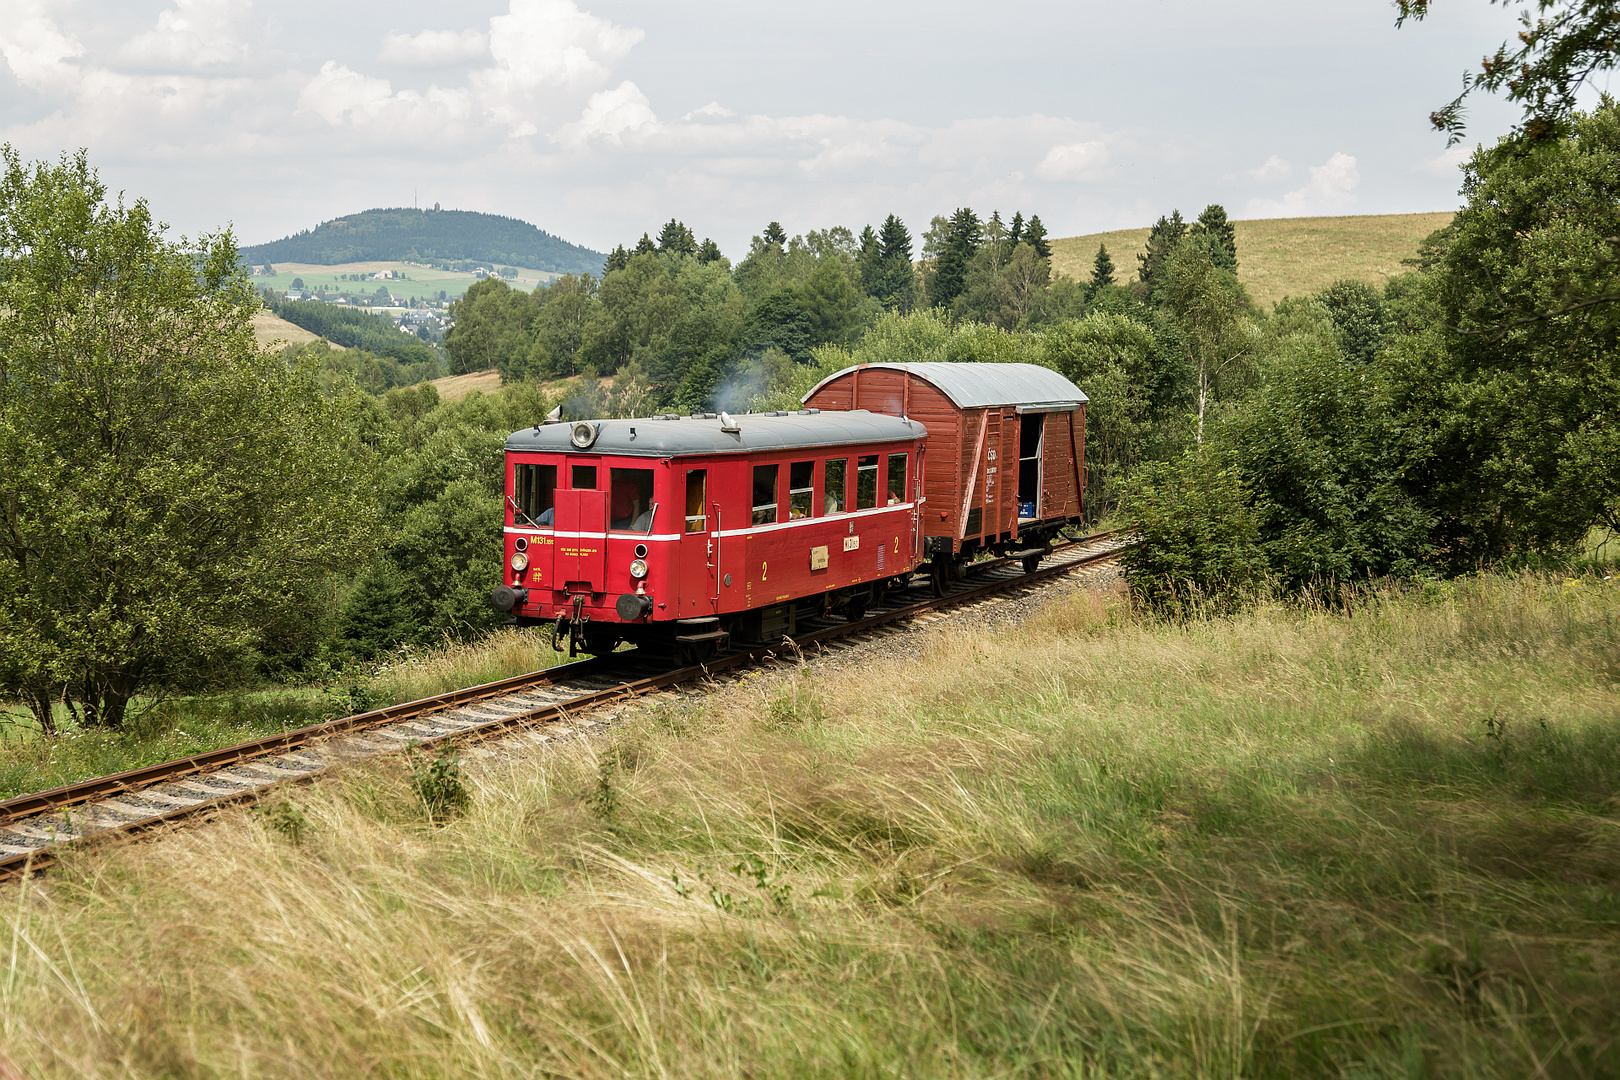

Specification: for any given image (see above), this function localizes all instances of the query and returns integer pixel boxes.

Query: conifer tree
[1009,211,1024,246]
[1023,214,1051,258]
[696,237,723,264]
[857,224,882,295]
[656,219,697,256]
[761,221,788,251]
[1190,204,1237,271]
[871,214,917,312]
[633,233,656,256]
[1090,243,1116,292]
[878,213,912,263]
[928,207,981,309]
[1138,210,1187,293]
[604,245,629,274]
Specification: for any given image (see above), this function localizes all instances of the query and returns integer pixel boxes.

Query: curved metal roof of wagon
[802,362,1088,409]
[504,409,926,457]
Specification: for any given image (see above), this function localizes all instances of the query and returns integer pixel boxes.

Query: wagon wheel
[929,557,949,598]
[1022,553,1042,575]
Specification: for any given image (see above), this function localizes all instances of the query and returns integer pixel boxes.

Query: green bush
[1118,447,1269,611]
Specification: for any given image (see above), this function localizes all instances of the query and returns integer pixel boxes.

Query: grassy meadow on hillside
[252,260,559,303]
[249,309,338,349]
[1050,211,1456,310]
[5,574,1617,1078]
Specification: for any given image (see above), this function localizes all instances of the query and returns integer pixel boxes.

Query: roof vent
[800,408,820,415]
[656,413,680,420]
[690,412,717,420]
[719,411,741,434]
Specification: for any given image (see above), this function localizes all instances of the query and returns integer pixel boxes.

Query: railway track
[0,529,1132,882]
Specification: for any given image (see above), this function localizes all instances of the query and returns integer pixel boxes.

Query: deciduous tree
[0,148,377,731]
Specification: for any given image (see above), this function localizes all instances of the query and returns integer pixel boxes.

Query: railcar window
[685,469,707,533]
[824,458,847,514]
[610,468,656,532]
[571,464,597,489]
[789,461,813,519]
[752,464,779,525]
[514,463,556,527]
[886,453,907,505]
[855,455,878,510]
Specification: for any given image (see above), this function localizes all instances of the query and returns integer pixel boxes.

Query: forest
[270,297,442,370]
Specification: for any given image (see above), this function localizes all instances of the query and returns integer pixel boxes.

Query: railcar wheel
[845,593,868,622]
[929,557,949,598]
[677,639,718,666]
[1022,553,1042,575]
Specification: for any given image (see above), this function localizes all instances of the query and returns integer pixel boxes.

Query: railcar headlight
[511,552,529,572]
[629,558,648,579]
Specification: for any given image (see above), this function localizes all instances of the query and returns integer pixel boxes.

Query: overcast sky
[0,0,1553,258]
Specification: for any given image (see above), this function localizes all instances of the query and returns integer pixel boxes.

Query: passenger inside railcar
[610,467,656,532]
[789,461,813,519]
[887,452,907,505]
[825,458,847,514]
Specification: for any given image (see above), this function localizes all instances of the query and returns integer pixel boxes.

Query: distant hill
[240,208,605,276]
[1050,211,1455,311]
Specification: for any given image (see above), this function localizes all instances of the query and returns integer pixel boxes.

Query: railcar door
[554,463,606,592]
[678,466,717,614]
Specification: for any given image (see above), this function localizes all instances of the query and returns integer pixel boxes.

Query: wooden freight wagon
[803,362,1087,587]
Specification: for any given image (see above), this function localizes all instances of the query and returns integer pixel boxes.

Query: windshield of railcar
[513,462,557,527]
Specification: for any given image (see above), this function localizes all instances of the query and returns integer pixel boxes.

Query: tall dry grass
[2,574,1617,1077]
[371,626,570,704]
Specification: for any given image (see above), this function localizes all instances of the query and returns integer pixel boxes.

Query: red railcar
[491,409,927,657]
[803,362,1088,587]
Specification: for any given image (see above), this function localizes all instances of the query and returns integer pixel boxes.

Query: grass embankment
[0,630,568,802]
[1051,211,1456,311]
[3,575,1617,1076]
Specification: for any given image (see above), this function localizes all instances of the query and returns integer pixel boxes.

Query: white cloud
[555,81,657,146]
[1414,144,1470,177]
[121,0,250,71]
[378,28,489,67]
[298,0,643,139]
[469,0,643,128]
[297,61,473,131]
[682,102,734,121]
[1245,151,1359,217]
[1035,140,1110,182]
[1246,154,1292,182]
[0,1,84,93]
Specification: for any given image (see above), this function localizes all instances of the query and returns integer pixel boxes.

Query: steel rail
[0,530,1128,882]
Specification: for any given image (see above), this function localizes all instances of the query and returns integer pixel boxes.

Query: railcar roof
[504,409,925,457]
[803,361,1088,409]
